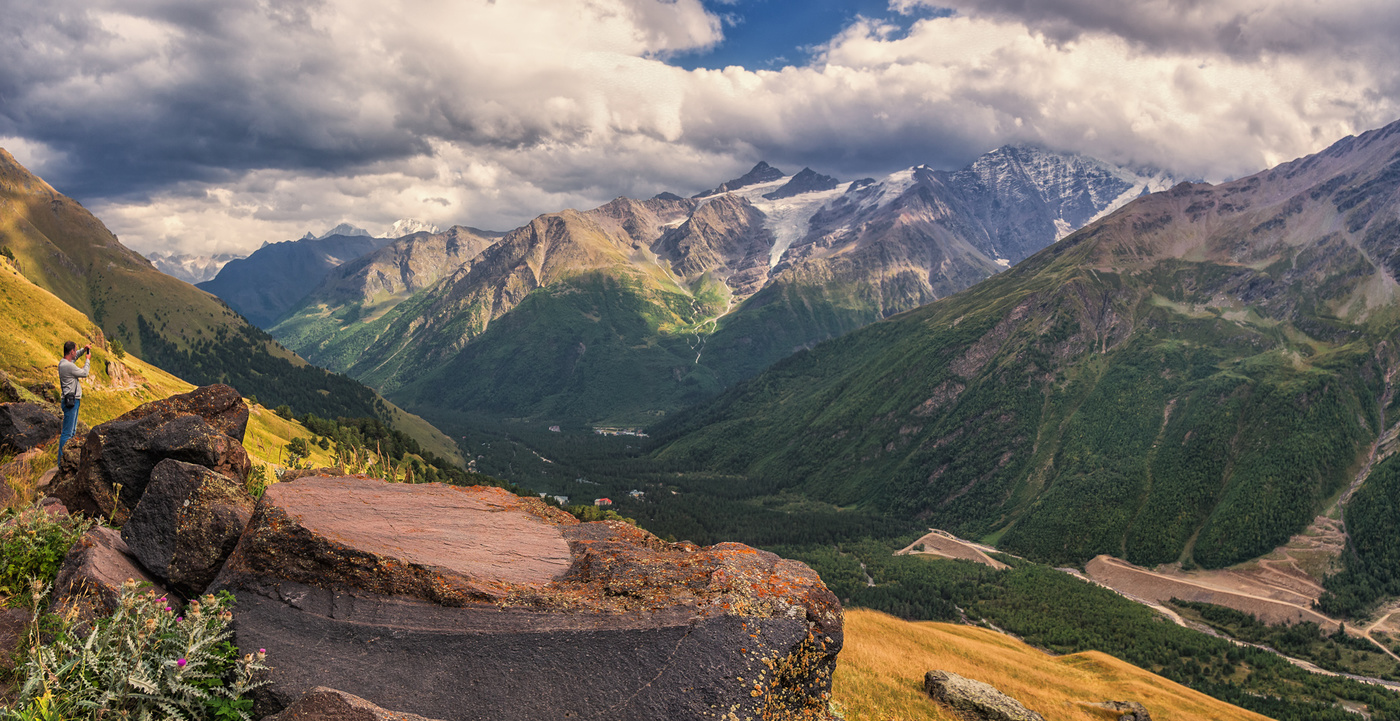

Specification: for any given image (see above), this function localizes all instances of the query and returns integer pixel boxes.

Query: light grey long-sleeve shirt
[58,355,91,399]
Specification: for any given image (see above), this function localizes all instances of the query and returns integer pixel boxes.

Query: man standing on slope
[58,340,91,455]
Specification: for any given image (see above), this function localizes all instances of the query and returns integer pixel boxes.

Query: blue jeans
[59,396,80,456]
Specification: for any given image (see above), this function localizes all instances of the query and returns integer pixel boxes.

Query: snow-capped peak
[388,218,440,238]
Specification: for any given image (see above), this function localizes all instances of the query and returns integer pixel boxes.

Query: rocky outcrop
[113,384,249,443]
[50,527,167,622]
[213,476,842,721]
[924,670,1045,721]
[0,402,61,453]
[1089,701,1152,721]
[121,459,255,596]
[49,385,250,523]
[267,687,444,721]
[763,168,841,201]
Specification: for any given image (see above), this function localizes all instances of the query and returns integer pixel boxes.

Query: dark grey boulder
[213,477,843,721]
[122,459,254,596]
[266,687,444,721]
[1090,701,1152,721]
[924,670,1045,721]
[49,389,250,524]
[0,402,61,454]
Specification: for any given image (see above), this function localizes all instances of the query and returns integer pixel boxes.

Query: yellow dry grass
[832,609,1270,721]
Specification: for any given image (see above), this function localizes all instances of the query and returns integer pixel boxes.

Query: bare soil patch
[898,530,1010,570]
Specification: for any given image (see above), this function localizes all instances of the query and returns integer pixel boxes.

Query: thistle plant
[8,582,269,721]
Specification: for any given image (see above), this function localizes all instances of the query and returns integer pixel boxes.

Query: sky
[2,0,1399,255]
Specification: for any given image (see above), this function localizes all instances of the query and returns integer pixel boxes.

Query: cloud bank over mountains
[1,0,1396,254]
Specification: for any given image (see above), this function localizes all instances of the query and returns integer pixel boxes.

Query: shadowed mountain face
[270,148,1174,428]
[197,234,393,328]
[651,119,1400,570]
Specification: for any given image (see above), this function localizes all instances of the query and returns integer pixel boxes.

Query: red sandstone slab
[238,478,574,595]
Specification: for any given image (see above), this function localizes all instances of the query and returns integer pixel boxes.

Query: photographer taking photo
[58,340,91,455]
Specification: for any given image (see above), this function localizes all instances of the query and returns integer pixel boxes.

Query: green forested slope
[651,121,1400,569]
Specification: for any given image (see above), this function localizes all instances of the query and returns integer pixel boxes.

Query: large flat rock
[214,477,842,721]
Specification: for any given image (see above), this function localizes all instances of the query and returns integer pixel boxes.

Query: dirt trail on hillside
[897,530,1009,570]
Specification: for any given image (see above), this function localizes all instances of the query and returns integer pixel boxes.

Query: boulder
[116,384,249,443]
[0,606,29,678]
[49,394,250,523]
[122,459,255,596]
[0,402,61,453]
[213,477,843,721]
[267,687,444,721]
[1089,701,1152,721]
[924,670,1045,721]
[50,527,168,623]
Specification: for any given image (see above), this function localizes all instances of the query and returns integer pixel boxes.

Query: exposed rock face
[122,459,255,596]
[695,161,786,198]
[267,687,444,721]
[213,477,842,721]
[49,385,251,523]
[0,402,61,453]
[114,384,249,443]
[763,168,841,201]
[924,670,1045,721]
[50,527,167,622]
[0,606,27,677]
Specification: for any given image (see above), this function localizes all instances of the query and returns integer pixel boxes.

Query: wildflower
[165,607,172,612]
[176,658,187,668]
[258,649,266,654]
[176,617,183,622]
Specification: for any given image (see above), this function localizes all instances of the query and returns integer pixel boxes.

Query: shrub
[110,339,126,359]
[0,508,94,602]
[8,584,269,721]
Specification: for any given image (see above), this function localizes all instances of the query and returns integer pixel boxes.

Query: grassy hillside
[0,148,460,460]
[1,255,363,500]
[651,121,1400,570]
[836,609,1270,721]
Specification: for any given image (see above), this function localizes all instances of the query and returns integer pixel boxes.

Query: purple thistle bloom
[176,658,187,667]
[165,607,173,612]
[176,617,183,622]
[258,649,266,654]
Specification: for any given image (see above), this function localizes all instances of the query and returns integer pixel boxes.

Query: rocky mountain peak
[318,223,371,239]
[694,161,787,198]
[762,167,841,200]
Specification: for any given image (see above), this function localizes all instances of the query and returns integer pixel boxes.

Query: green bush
[0,508,94,602]
[7,584,268,721]
[110,339,126,359]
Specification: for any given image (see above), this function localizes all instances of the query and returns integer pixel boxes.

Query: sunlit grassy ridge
[0,256,336,475]
[834,609,1269,721]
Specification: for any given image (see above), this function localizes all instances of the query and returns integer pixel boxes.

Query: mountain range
[257,145,1173,431]
[650,119,1400,570]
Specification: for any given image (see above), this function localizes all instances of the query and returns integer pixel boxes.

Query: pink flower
[165,607,172,612]
[176,658,187,668]
[176,617,183,622]
[258,649,266,654]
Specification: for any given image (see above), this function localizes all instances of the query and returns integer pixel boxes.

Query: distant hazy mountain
[388,218,441,238]
[197,234,392,328]
[652,119,1400,571]
[270,145,1172,428]
[145,251,245,284]
[317,223,371,239]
